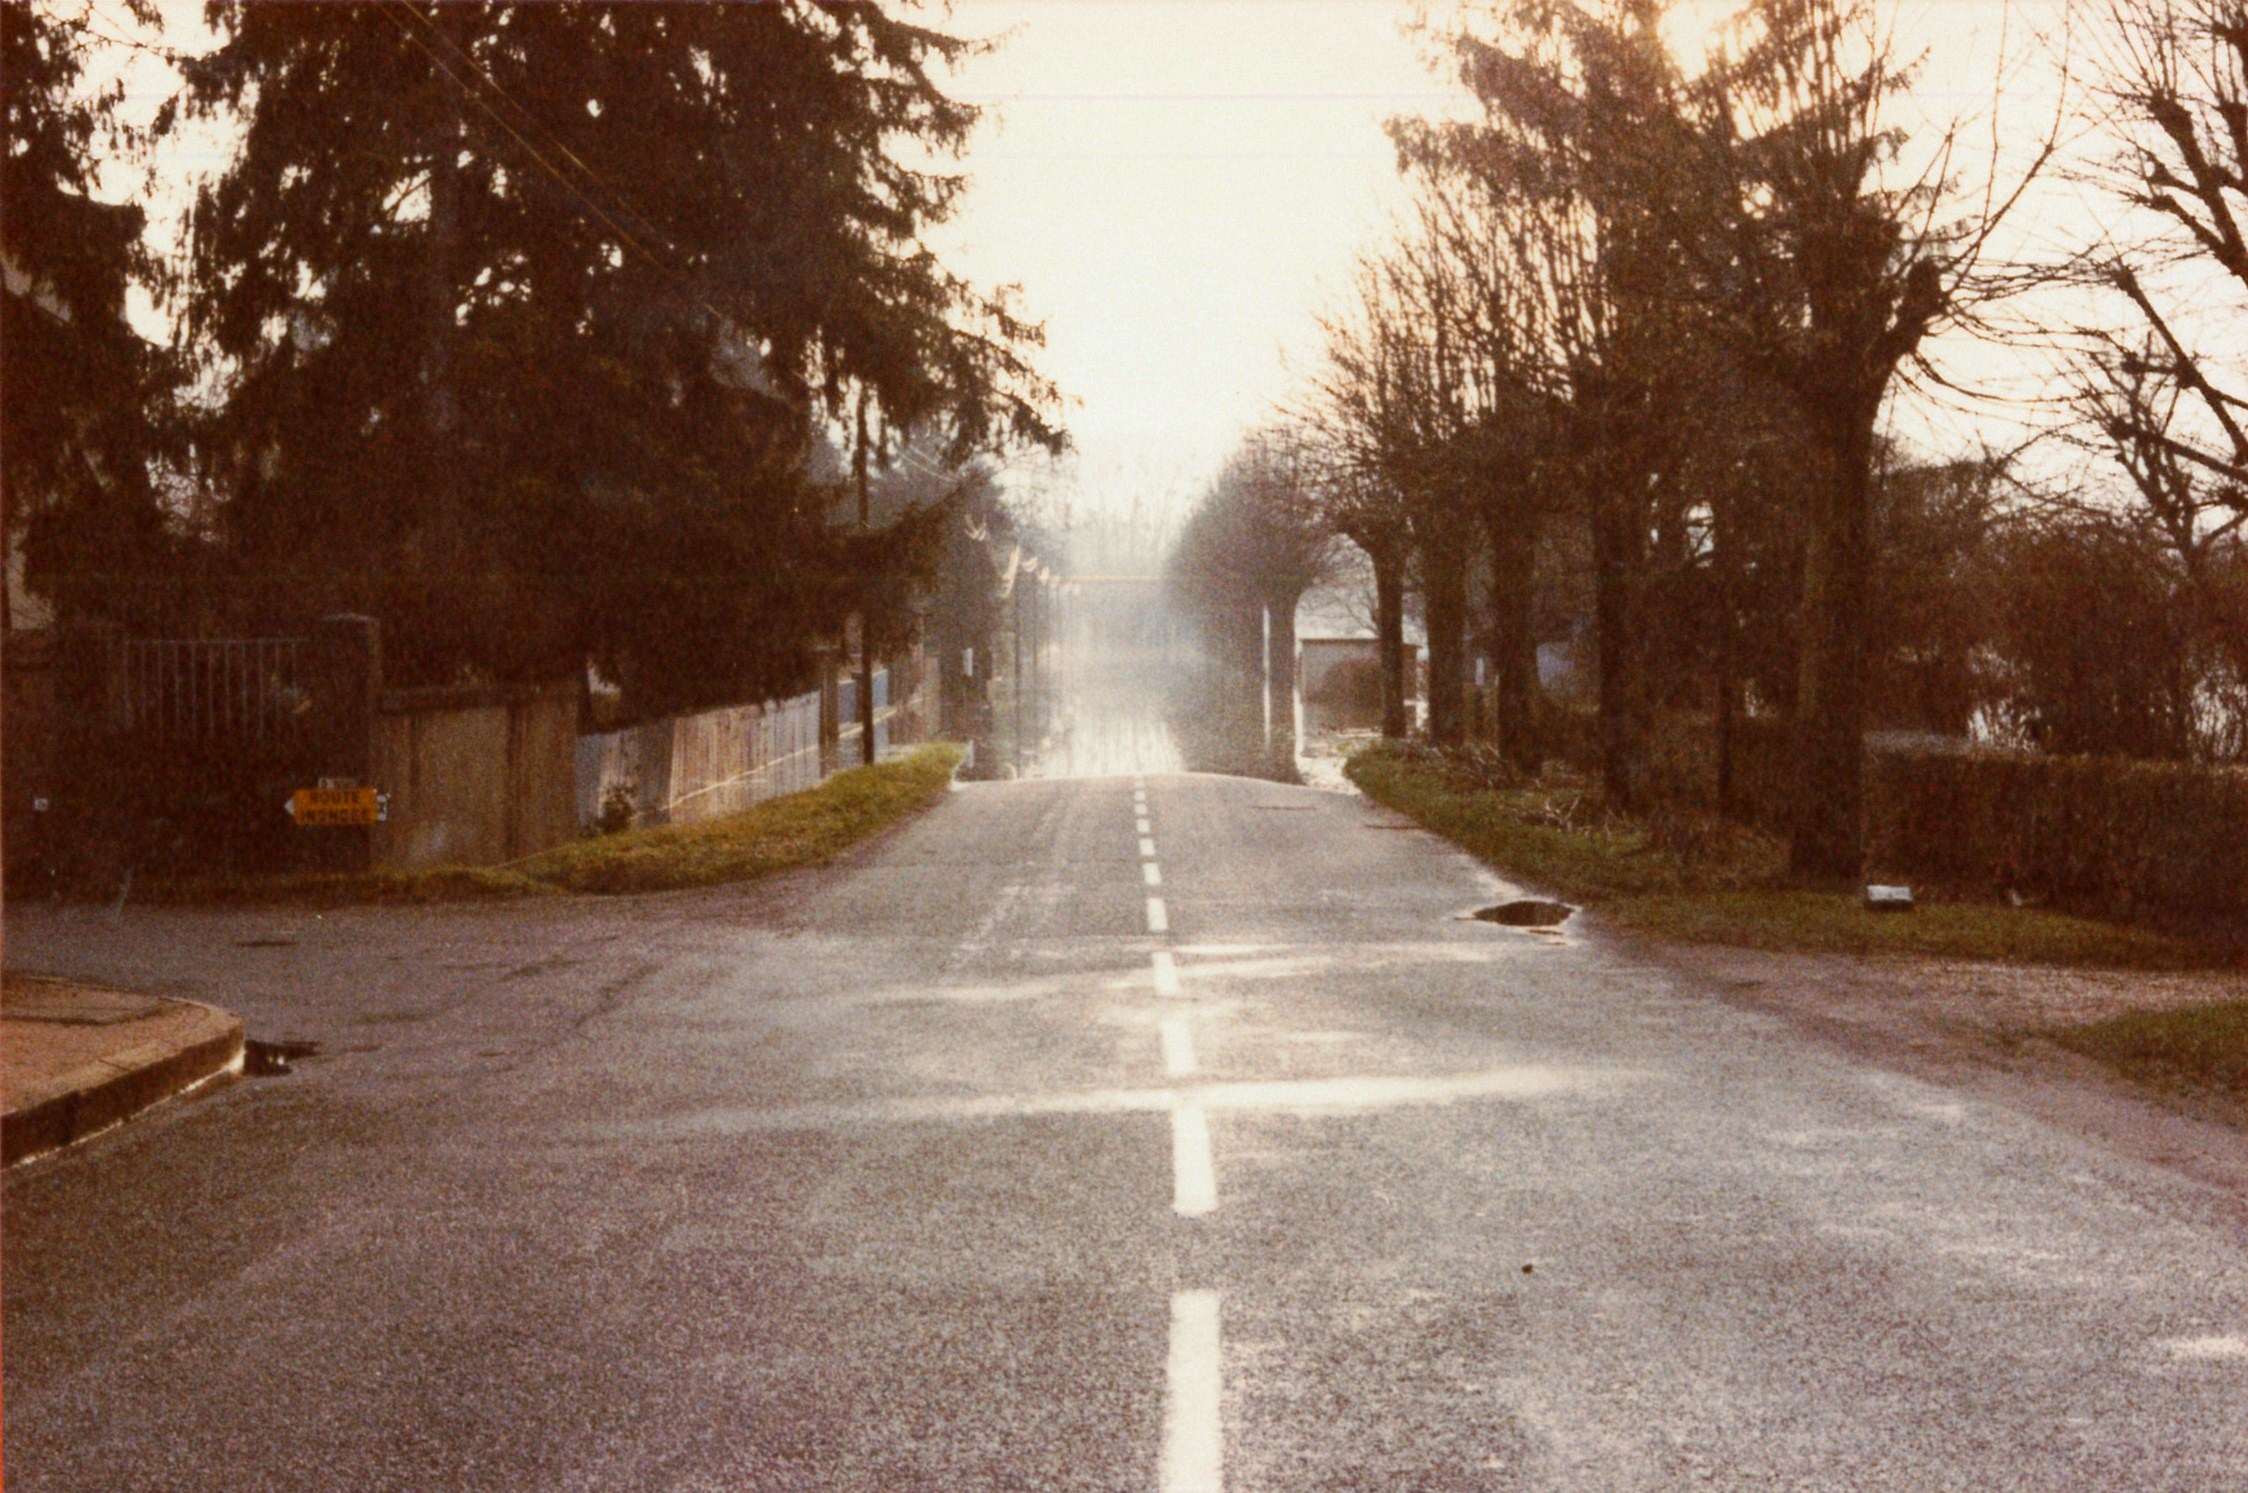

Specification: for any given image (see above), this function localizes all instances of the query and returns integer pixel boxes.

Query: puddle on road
[1471,900,1577,929]
[243,1038,321,1077]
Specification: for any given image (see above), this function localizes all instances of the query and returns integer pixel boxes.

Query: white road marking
[1160,1018,1197,1076]
[2161,1335,2248,1361]
[1152,950,1183,998]
[594,1065,1626,1138]
[1171,1099,1215,1215]
[1144,861,1163,888]
[1163,1290,1224,1493]
[1146,896,1170,934]
[1137,816,1153,836]
[1139,836,1158,859]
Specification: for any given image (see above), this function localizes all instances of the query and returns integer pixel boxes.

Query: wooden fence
[4,621,938,881]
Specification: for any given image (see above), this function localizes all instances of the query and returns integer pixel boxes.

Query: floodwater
[1022,654,1184,779]
[965,576,1272,780]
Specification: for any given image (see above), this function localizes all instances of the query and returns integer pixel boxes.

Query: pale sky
[937,0,2093,522]
[938,1,1469,527]
[100,0,1468,531]
[91,0,2202,526]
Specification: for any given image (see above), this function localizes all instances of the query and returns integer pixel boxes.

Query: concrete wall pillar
[309,614,382,871]
[817,643,842,774]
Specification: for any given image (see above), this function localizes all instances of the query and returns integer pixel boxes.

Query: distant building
[1300,636,1418,734]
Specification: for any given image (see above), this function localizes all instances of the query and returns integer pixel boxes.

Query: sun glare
[1664,0,1743,72]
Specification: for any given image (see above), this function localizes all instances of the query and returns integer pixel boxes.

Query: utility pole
[854,387,876,767]
[422,6,467,641]
[1261,604,1273,751]
[1012,563,1025,769]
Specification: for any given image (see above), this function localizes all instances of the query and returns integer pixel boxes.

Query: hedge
[1461,692,2248,924]
[1869,749,2248,923]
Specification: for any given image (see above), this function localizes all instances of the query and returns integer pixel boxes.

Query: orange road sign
[287,787,386,826]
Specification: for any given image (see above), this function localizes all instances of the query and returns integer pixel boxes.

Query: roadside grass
[1346,741,2218,970]
[515,742,963,895]
[2047,1001,2248,1103]
[1607,891,2206,968]
[140,743,964,906]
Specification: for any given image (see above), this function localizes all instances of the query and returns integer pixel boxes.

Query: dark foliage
[172,2,1059,708]
[2,4,180,632]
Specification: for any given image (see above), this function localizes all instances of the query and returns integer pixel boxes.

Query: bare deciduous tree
[2076,0,2248,684]
[1401,0,1707,802]
[1167,429,1342,760]
[1690,0,1959,876]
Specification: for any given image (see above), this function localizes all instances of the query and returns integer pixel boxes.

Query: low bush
[514,742,964,894]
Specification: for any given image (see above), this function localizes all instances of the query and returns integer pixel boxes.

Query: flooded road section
[972,570,1307,783]
[972,572,1191,780]
[1023,656,1185,780]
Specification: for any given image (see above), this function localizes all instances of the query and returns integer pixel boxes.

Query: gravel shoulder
[1642,935,2248,1211]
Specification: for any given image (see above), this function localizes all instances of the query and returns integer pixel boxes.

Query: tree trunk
[1714,536,1742,821]
[1790,420,1874,880]
[1591,487,1653,812]
[1372,547,1408,740]
[1425,540,1468,747]
[423,21,462,457]
[1487,515,1543,772]
[1715,645,1742,822]
[1267,586,1301,764]
[854,390,876,766]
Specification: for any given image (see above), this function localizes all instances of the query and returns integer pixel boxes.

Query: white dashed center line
[1138,784,1222,1488]
[1160,1018,1197,1077]
[1151,950,1183,998]
[1171,1099,1215,1215]
[1163,1290,1224,1493]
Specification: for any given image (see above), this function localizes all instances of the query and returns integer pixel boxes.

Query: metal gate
[105,636,319,876]
[118,638,312,752]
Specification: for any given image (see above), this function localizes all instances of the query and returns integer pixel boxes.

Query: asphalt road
[6,769,2248,1490]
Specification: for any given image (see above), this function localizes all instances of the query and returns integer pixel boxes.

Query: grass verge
[1346,741,2218,970]
[516,742,963,895]
[2048,1001,2248,1105]
[142,743,965,906]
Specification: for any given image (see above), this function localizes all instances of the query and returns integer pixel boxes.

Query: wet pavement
[5,767,2248,1488]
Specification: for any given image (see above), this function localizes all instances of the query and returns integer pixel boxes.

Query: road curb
[3,997,244,1167]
